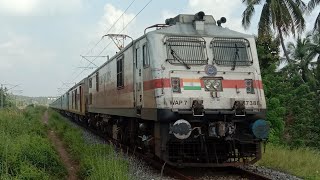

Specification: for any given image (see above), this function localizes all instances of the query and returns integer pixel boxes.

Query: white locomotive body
[51,12,269,167]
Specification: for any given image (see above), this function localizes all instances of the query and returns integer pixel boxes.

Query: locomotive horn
[217,17,227,26]
[195,11,205,21]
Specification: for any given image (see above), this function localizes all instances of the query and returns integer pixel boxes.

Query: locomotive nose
[251,119,270,140]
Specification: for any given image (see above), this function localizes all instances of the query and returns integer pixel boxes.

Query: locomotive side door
[135,43,143,115]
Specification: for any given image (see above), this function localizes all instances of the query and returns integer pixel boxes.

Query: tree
[308,0,320,32]
[286,36,314,82]
[308,32,320,80]
[256,34,280,70]
[242,0,306,63]
[0,87,9,108]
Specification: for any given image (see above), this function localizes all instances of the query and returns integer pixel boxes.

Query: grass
[0,106,67,179]
[48,110,130,180]
[258,144,320,180]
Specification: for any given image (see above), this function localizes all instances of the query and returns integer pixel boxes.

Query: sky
[0,0,317,97]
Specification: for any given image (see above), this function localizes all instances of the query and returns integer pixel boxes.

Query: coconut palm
[307,32,320,79]
[242,0,306,63]
[308,32,320,60]
[285,36,314,82]
[308,0,320,32]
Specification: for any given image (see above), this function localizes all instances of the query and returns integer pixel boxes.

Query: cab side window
[96,72,99,92]
[143,44,149,68]
[89,78,92,88]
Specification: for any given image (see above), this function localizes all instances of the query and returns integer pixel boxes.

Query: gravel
[127,156,177,180]
[241,165,303,180]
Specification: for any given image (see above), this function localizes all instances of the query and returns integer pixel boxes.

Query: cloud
[99,4,136,34]
[0,33,55,67]
[85,3,136,58]
[0,32,60,95]
[187,0,248,33]
[0,0,83,16]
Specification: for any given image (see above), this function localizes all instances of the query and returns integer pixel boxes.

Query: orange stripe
[142,79,263,90]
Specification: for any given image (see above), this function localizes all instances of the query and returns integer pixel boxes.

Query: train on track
[50,12,270,167]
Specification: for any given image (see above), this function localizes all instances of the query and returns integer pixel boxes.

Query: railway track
[64,115,272,180]
[168,166,272,180]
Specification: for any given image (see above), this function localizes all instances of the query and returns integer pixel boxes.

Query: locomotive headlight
[245,79,255,94]
[203,78,222,91]
[171,119,192,140]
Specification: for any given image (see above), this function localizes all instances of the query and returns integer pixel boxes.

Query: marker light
[171,77,181,93]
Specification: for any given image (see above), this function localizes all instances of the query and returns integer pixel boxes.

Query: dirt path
[42,111,79,180]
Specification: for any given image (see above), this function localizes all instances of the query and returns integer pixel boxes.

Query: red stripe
[143,79,171,91]
[253,80,263,89]
[200,79,205,88]
[222,80,246,88]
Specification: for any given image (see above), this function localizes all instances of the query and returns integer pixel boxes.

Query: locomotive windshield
[211,38,252,68]
[165,36,208,66]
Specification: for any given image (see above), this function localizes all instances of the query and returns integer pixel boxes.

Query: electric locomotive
[51,12,269,167]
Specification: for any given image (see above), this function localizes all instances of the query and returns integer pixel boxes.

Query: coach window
[96,72,99,92]
[89,78,92,88]
[117,55,124,89]
[143,44,149,68]
[89,93,92,105]
[75,89,78,109]
[71,91,74,109]
[135,48,138,68]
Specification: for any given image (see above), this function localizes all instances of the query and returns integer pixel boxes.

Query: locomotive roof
[148,21,253,39]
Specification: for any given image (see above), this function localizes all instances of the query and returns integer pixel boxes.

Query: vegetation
[11,95,57,108]
[258,144,320,180]
[0,107,66,179]
[241,0,320,147]
[256,17,320,150]
[0,88,15,108]
[48,110,130,180]
[241,0,320,178]
[0,87,54,109]
[242,0,306,62]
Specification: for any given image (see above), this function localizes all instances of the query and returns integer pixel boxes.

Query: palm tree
[308,0,320,32]
[285,36,314,82]
[242,0,306,63]
[308,32,320,60]
[307,32,320,79]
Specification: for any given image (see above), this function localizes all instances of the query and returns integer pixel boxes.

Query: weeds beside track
[0,107,67,179]
[258,144,320,180]
[48,110,130,180]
